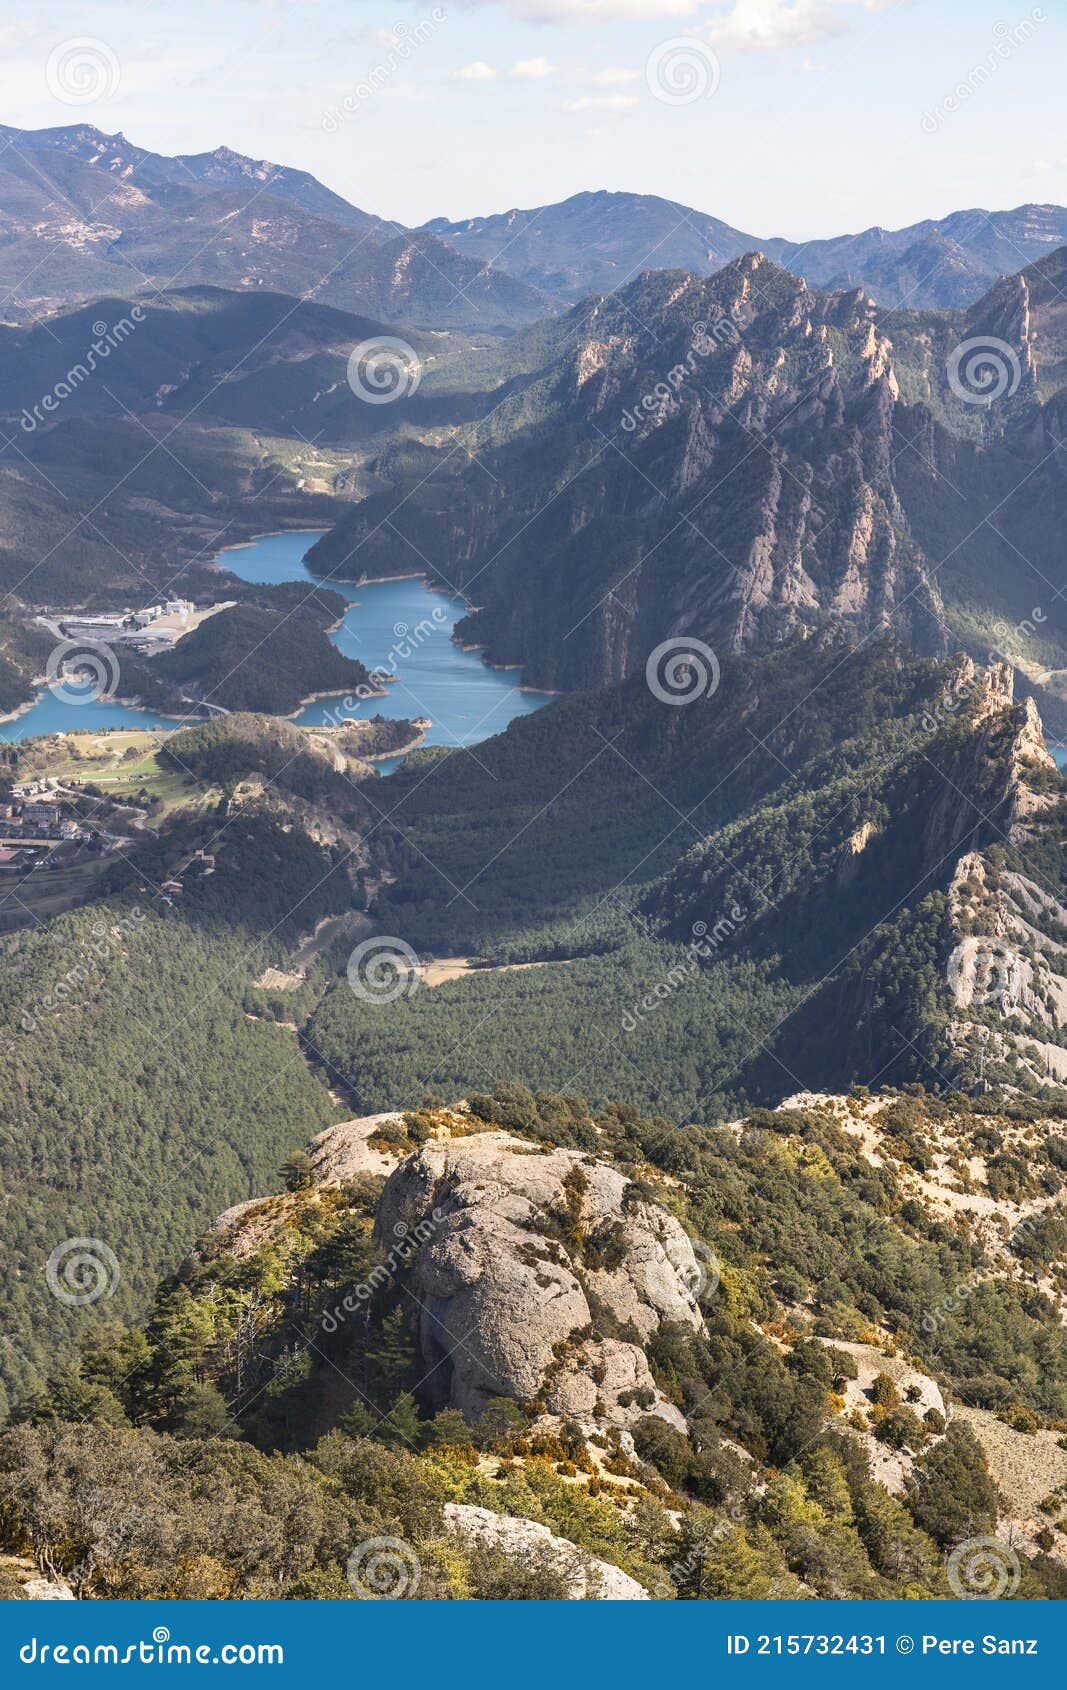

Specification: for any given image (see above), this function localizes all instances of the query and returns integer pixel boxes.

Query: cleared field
[20,729,211,817]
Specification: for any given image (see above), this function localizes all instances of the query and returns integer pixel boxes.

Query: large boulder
[375,1131,709,1430]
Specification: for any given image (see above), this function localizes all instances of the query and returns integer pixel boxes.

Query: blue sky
[2,1,1063,235]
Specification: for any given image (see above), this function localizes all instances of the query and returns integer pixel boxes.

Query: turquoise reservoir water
[217,532,547,750]
[1,531,547,762]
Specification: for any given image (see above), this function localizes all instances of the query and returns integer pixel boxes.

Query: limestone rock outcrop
[375,1130,708,1429]
[442,1503,650,1599]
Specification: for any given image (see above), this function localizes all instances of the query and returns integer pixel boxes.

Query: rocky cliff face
[309,252,1067,694]
[375,1130,706,1430]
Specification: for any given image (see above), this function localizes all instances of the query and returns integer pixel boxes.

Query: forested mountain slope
[306,641,1066,1115]
[0,811,355,1412]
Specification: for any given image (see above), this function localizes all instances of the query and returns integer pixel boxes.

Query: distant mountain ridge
[0,124,550,331]
[2,126,1065,334]
[424,189,1067,310]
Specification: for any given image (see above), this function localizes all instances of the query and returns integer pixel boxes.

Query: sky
[0,0,1063,236]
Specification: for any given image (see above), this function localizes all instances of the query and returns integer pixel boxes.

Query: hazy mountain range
[425,191,1067,311]
[2,124,1065,330]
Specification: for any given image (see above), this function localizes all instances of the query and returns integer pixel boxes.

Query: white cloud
[562,93,641,111]
[707,0,858,51]
[452,60,499,81]
[469,0,900,44]
[518,1,702,15]
[510,56,556,78]
[593,66,642,85]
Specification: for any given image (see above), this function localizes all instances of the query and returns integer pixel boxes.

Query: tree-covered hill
[0,812,354,1413]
